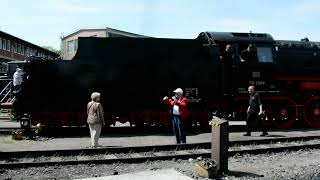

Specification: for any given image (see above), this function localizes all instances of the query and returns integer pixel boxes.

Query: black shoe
[243,133,251,136]
[260,132,268,136]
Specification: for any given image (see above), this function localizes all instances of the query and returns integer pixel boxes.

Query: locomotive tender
[12,31,320,129]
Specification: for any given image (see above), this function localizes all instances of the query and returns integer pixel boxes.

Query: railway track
[1,136,320,169]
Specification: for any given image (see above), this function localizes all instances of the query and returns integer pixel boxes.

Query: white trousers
[88,123,102,146]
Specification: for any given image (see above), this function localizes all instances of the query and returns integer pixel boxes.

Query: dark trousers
[246,113,267,134]
[13,85,21,94]
[172,114,186,144]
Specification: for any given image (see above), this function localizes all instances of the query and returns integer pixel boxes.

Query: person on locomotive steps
[244,86,268,136]
[163,88,190,144]
[87,92,105,148]
[13,66,25,93]
[220,44,237,117]
[220,44,236,93]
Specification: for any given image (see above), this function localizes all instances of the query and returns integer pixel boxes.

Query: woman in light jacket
[87,92,105,148]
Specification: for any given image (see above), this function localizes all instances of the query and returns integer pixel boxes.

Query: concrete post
[211,118,229,174]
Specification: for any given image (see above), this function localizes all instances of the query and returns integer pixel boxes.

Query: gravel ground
[229,139,320,151]
[2,129,320,152]
[3,139,320,164]
[1,148,320,180]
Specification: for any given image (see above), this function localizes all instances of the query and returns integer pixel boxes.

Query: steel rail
[1,143,320,169]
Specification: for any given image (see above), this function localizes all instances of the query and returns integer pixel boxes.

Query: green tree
[42,46,60,55]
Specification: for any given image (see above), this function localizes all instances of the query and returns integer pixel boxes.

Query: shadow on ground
[226,170,264,178]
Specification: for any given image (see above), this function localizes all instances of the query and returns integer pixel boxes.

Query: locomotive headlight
[36,123,42,130]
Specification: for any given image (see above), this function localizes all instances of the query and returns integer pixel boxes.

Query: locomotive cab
[0,61,29,125]
[197,31,277,92]
[196,31,278,121]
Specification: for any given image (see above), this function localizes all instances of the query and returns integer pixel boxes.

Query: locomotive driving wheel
[304,96,320,128]
[265,97,297,129]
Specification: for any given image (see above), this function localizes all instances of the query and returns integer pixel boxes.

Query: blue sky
[1,0,320,49]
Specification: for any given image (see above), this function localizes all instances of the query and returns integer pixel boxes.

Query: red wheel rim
[264,97,297,129]
[304,96,320,128]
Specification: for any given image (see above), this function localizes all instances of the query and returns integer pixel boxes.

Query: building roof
[0,30,60,58]
[61,28,106,40]
[61,27,151,40]
[105,27,151,38]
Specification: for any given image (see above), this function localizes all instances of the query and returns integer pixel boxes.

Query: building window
[13,43,17,53]
[17,44,21,54]
[0,37,2,49]
[2,39,6,50]
[67,39,78,53]
[74,39,78,52]
[7,40,10,51]
[21,45,24,55]
[67,40,74,53]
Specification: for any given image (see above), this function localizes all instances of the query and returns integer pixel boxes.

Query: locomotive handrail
[0,81,12,103]
[1,88,11,103]
[0,81,12,98]
[203,32,215,44]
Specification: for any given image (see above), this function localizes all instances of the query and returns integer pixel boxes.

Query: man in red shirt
[163,88,190,144]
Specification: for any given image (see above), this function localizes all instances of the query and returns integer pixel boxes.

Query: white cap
[173,88,183,94]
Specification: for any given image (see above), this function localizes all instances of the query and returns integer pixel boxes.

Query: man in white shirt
[163,88,190,144]
[13,67,25,93]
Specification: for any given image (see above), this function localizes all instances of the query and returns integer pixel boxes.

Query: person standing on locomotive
[238,44,257,88]
[220,44,236,117]
[13,66,25,93]
[163,88,190,144]
[220,44,236,68]
[240,44,257,64]
[244,86,268,136]
[87,92,105,148]
[220,44,237,93]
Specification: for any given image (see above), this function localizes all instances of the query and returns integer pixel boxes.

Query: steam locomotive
[11,31,320,129]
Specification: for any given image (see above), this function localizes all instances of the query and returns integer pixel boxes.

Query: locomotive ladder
[0,80,14,120]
